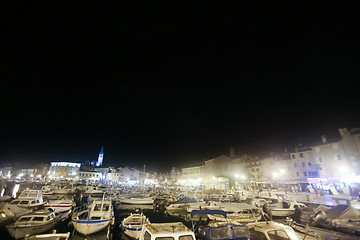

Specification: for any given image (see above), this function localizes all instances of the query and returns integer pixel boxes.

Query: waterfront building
[48,162,81,180]
[118,166,142,182]
[180,165,204,186]
[78,170,100,182]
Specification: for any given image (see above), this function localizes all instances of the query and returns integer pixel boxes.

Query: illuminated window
[300,153,304,158]
[294,163,297,168]
[308,162,311,166]
[291,154,295,159]
[302,162,305,167]
[335,154,342,161]
[318,156,323,162]
[303,172,307,176]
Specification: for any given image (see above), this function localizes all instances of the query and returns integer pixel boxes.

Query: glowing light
[280,169,285,174]
[235,174,239,178]
[212,176,216,180]
[12,184,19,198]
[273,172,279,178]
[1,213,6,218]
[241,175,246,179]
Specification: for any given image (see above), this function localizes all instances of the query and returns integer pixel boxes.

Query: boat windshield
[102,204,109,211]
[155,238,174,240]
[18,217,32,222]
[11,200,20,204]
[267,229,300,240]
[179,235,194,240]
[209,227,233,240]
[32,217,44,222]
[94,204,102,211]
[19,200,29,204]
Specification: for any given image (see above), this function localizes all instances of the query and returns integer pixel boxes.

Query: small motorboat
[122,213,150,239]
[5,209,61,239]
[247,221,301,240]
[9,189,44,210]
[71,197,114,235]
[191,210,250,240]
[139,222,196,240]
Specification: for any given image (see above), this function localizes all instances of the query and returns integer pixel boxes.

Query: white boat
[44,199,74,213]
[265,194,306,217]
[41,186,54,195]
[71,198,114,235]
[122,213,150,239]
[25,231,70,240]
[248,221,300,240]
[120,197,154,205]
[9,190,44,210]
[6,210,61,239]
[139,222,195,240]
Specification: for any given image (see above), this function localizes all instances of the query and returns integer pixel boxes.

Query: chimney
[321,135,327,144]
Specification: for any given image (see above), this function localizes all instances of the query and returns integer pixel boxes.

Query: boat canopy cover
[324,204,360,219]
[175,197,198,204]
[191,210,227,218]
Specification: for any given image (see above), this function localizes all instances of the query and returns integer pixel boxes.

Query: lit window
[318,156,323,162]
[300,153,304,158]
[291,154,295,159]
[294,163,297,168]
[335,154,342,161]
[302,162,305,167]
[308,162,311,166]
[303,172,307,176]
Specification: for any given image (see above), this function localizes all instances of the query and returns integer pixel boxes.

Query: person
[262,203,272,220]
[314,188,318,197]
[292,205,302,223]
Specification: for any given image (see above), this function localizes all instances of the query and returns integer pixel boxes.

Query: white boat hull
[120,198,153,205]
[271,208,295,217]
[72,217,114,235]
[44,203,73,213]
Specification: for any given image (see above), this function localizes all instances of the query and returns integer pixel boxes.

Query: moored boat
[139,222,196,240]
[5,209,61,239]
[9,189,44,210]
[71,198,114,235]
[122,213,150,239]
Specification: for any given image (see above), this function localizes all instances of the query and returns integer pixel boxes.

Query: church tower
[96,147,104,166]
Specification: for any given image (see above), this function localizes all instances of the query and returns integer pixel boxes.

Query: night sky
[2,2,360,171]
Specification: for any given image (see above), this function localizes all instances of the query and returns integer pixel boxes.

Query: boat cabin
[140,222,195,240]
[15,210,56,227]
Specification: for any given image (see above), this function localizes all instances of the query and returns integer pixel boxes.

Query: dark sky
[2,2,360,171]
